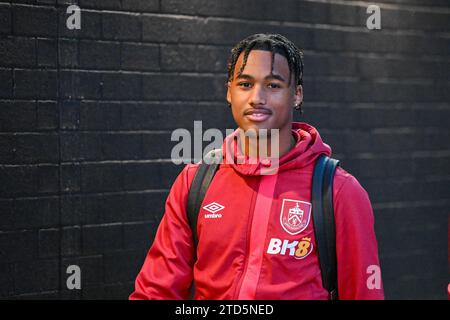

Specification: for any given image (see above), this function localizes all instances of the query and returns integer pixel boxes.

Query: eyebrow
[236,73,287,83]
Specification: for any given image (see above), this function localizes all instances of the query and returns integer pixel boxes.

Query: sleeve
[334,174,385,300]
[129,164,196,300]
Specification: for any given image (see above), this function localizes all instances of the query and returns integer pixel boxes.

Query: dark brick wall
[0,0,448,299]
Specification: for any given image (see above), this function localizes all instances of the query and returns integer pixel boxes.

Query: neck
[238,127,295,159]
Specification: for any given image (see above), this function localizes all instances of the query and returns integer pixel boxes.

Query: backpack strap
[187,149,222,258]
[186,149,222,299]
[312,154,340,300]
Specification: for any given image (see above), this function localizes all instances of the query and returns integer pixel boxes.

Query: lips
[244,108,272,122]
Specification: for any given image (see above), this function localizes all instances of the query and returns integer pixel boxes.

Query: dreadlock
[226,33,304,88]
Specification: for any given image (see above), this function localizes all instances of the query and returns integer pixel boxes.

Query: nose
[249,84,266,106]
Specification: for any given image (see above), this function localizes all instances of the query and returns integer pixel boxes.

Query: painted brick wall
[0,0,448,299]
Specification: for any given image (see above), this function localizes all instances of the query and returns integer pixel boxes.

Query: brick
[0,165,59,197]
[375,0,449,6]
[141,132,173,159]
[0,263,14,297]
[96,194,129,224]
[79,0,121,10]
[142,16,202,44]
[365,178,450,203]
[142,74,226,100]
[143,15,274,46]
[101,193,139,223]
[59,71,102,99]
[14,69,57,99]
[0,199,14,229]
[0,37,36,67]
[79,101,121,130]
[103,250,145,283]
[71,191,165,225]
[413,154,450,176]
[14,196,59,229]
[37,101,58,130]
[304,54,356,78]
[37,39,56,67]
[0,133,59,164]
[122,0,159,11]
[120,102,234,131]
[36,164,60,194]
[102,12,141,41]
[0,69,13,98]
[123,221,156,251]
[101,73,142,100]
[0,4,11,35]
[79,40,121,70]
[379,8,449,32]
[60,132,80,161]
[383,276,446,300]
[0,100,36,131]
[313,29,346,52]
[60,100,80,130]
[83,195,111,224]
[13,5,57,37]
[61,195,82,226]
[96,133,142,160]
[61,226,81,256]
[160,44,228,72]
[344,155,414,179]
[0,230,38,263]
[121,43,159,71]
[61,163,81,193]
[328,2,359,26]
[14,259,59,294]
[81,163,123,193]
[59,9,102,40]
[38,228,59,258]
[59,39,78,67]
[416,108,450,127]
[344,32,393,54]
[122,162,180,191]
[61,255,103,287]
[82,223,123,255]
[101,282,134,299]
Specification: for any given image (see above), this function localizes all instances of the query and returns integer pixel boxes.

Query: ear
[294,85,303,105]
[226,81,232,104]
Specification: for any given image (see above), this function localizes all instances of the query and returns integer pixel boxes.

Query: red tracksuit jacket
[130,122,384,300]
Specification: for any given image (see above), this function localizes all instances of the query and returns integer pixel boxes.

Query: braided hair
[226,33,304,88]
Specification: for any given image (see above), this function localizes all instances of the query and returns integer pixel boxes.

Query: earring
[294,102,304,115]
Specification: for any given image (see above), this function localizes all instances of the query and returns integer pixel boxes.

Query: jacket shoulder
[333,165,369,200]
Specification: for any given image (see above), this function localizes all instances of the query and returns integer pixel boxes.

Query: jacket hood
[221,122,332,176]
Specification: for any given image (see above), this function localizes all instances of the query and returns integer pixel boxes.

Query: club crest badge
[280,199,312,235]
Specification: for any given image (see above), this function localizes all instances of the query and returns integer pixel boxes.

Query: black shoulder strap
[312,154,340,300]
[187,149,222,257]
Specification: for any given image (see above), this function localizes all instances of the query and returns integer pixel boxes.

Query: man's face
[227,50,303,135]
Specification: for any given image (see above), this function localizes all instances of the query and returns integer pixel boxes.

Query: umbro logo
[203,202,225,219]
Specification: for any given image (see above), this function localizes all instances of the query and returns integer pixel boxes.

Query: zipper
[232,178,258,299]
[233,174,277,299]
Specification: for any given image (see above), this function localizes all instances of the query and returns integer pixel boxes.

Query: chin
[240,123,276,136]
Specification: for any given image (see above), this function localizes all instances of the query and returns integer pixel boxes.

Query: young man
[130,33,384,300]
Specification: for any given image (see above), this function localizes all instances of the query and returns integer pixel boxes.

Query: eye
[267,83,281,89]
[237,82,252,88]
